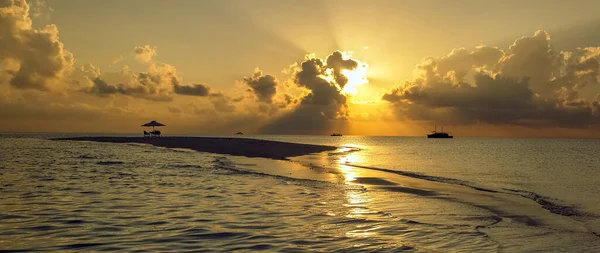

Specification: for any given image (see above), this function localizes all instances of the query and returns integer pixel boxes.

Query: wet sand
[53,136,337,159]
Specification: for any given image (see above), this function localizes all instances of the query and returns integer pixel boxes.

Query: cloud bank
[383,30,600,128]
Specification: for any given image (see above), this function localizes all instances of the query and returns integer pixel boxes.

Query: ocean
[1,134,599,252]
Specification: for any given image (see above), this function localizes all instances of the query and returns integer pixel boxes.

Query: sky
[3,0,600,137]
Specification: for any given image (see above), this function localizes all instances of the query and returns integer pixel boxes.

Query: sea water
[1,134,599,252]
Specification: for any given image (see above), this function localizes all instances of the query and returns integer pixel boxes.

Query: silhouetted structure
[142,120,165,137]
[331,133,343,136]
[427,125,453,139]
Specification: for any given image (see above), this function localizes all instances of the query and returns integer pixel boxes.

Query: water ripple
[2,136,597,252]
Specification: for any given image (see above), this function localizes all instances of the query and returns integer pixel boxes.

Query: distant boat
[330,133,343,136]
[427,125,453,139]
[235,132,243,135]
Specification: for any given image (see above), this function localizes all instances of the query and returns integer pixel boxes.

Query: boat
[427,125,453,139]
[235,132,243,135]
[330,133,343,136]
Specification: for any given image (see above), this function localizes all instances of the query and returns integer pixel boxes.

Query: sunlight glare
[340,153,360,164]
[341,62,369,95]
[316,51,370,96]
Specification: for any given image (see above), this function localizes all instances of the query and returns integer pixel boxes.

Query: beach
[1,134,599,252]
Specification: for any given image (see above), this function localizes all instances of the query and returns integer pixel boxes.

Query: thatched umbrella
[141,120,165,131]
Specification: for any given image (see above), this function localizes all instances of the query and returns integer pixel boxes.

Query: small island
[53,136,337,160]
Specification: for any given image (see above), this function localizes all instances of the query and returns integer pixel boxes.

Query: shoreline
[52,136,337,159]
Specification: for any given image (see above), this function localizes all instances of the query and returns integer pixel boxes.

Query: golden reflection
[339,153,360,165]
[346,231,376,238]
[337,146,355,153]
[339,165,357,182]
[343,182,376,238]
[334,146,380,238]
[333,144,366,182]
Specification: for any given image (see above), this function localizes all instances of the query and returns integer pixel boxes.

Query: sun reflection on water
[339,153,360,165]
[333,145,381,238]
[339,165,357,182]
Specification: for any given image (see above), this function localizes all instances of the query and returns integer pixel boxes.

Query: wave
[342,163,596,219]
[210,152,595,222]
[327,146,362,156]
[502,188,599,218]
[210,157,334,187]
[143,144,597,231]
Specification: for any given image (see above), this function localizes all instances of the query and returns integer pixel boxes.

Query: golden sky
[2,0,600,137]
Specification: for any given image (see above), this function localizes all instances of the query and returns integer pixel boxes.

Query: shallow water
[1,134,599,252]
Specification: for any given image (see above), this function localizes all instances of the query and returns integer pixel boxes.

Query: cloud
[325,50,358,89]
[0,0,74,91]
[173,82,210,96]
[30,0,52,19]
[82,62,177,101]
[260,51,365,134]
[383,30,600,128]
[293,51,359,117]
[134,45,157,64]
[88,78,118,96]
[209,92,236,112]
[82,45,217,100]
[243,68,278,103]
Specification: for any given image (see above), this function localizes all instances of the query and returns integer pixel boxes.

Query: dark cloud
[326,51,358,88]
[89,78,118,96]
[79,45,184,101]
[383,31,600,128]
[294,52,356,110]
[173,83,210,96]
[261,51,364,134]
[283,94,297,106]
[243,69,277,103]
[84,76,172,102]
[82,64,177,101]
[82,45,216,100]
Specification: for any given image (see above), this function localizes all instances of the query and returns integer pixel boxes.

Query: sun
[341,62,369,95]
[317,51,370,96]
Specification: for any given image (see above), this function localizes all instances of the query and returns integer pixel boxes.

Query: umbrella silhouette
[141,120,165,131]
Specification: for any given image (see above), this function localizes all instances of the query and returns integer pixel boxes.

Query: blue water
[1,134,599,252]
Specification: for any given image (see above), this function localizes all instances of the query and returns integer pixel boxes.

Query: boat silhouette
[427,124,453,139]
[330,133,343,136]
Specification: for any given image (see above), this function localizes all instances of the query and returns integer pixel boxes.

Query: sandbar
[53,136,337,159]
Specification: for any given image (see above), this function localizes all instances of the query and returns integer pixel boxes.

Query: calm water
[1,134,599,252]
